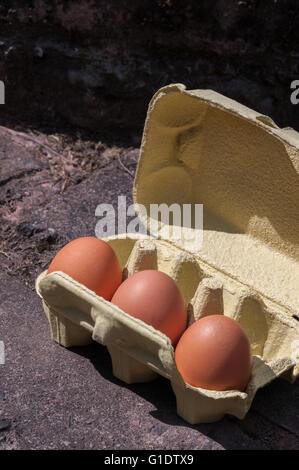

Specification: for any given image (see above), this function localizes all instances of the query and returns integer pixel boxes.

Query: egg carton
[36,84,299,423]
[36,236,298,424]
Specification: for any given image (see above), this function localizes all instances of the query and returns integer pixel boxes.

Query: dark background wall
[0,0,298,138]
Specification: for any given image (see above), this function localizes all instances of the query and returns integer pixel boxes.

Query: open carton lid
[134,84,299,317]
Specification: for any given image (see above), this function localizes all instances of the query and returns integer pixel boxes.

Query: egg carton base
[107,344,159,384]
[42,299,294,424]
[44,301,93,348]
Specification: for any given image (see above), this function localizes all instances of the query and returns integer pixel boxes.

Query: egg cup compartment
[36,235,298,424]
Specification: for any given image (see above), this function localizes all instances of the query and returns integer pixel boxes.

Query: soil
[0,125,138,288]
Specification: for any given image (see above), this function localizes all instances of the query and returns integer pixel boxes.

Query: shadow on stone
[68,341,299,450]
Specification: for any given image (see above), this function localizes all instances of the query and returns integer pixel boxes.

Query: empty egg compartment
[36,234,298,424]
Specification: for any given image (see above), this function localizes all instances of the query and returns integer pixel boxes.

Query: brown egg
[48,237,122,300]
[175,315,252,391]
[111,270,187,346]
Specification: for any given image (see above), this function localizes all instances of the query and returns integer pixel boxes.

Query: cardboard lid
[134,84,299,316]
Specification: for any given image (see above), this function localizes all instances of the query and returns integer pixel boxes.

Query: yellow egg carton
[35,84,299,423]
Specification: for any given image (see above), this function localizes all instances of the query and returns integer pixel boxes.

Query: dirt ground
[0,124,138,287]
[0,125,298,450]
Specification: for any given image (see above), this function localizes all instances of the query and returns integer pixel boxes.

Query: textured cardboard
[36,84,299,423]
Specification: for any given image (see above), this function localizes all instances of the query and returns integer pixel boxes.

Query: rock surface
[0,0,298,134]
